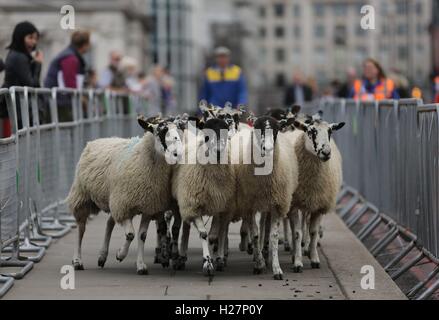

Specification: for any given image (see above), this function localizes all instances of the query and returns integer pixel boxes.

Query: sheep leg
[171,209,182,261]
[283,217,291,252]
[175,221,190,270]
[208,215,220,254]
[269,211,283,280]
[252,212,266,274]
[98,215,115,268]
[309,213,323,268]
[290,209,303,273]
[224,222,229,266]
[116,218,135,262]
[215,216,228,271]
[136,214,151,275]
[239,219,249,252]
[193,216,214,277]
[302,212,311,258]
[263,212,271,262]
[72,215,87,270]
[259,212,266,250]
[154,220,161,264]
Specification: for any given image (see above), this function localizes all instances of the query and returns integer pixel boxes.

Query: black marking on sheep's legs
[126,233,135,241]
[98,215,115,268]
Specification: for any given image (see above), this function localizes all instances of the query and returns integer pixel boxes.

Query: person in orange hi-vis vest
[349,58,399,101]
[434,76,439,103]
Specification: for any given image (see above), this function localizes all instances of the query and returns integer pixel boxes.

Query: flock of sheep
[67,101,345,280]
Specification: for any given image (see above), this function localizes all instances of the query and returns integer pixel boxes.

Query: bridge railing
[0,87,148,297]
[319,98,439,299]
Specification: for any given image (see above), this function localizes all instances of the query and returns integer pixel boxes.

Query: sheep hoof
[137,267,149,275]
[174,255,187,270]
[162,261,170,268]
[215,257,225,271]
[116,250,126,262]
[273,273,283,280]
[311,262,320,269]
[293,265,303,273]
[203,258,215,277]
[247,244,254,255]
[239,241,246,252]
[72,260,84,270]
[284,243,291,252]
[97,256,106,268]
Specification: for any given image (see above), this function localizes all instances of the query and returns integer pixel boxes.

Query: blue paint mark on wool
[118,136,141,168]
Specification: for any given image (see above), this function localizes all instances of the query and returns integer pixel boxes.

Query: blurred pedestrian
[200,46,248,107]
[161,66,177,114]
[44,30,91,90]
[98,50,126,91]
[350,58,399,100]
[44,30,91,121]
[85,69,98,89]
[434,74,439,103]
[143,65,164,115]
[337,67,357,98]
[1,21,43,136]
[121,56,142,93]
[388,70,410,99]
[284,71,313,107]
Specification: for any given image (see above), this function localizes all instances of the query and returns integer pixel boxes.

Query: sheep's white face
[294,115,345,162]
[253,117,279,158]
[155,122,184,164]
[137,116,184,164]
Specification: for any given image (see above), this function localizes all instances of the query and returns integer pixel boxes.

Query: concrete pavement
[1,213,405,300]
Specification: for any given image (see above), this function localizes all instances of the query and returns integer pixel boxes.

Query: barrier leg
[0,241,33,280]
[345,204,368,228]
[384,241,416,271]
[370,227,399,256]
[338,194,360,219]
[390,251,424,280]
[0,276,14,298]
[407,266,439,299]
[357,214,381,240]
[416,277,439,300]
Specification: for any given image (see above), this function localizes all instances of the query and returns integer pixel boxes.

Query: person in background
[98,50,126,91]
[284,71,313,107]
[1,21,43,136]
[388,69,410,99]
[44,30,90,121]
[44,30,90,90]
[161,66,176,115]
[200,46,248,108]
[121,56,142,93]
[84,69,98,89]
[337,67,357,98]
[350,58,399,101]
[434,73,439,103]
[143,65,164,115]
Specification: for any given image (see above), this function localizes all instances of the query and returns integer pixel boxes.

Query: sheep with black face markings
[67,115,184,274]
[287,110,345,272]
[229,107,300,280]
[171,104,237,276]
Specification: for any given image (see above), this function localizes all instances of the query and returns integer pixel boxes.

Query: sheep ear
[312,110,323,121]
[293,120,308,132]
[330,122,345,131]
[290,105,301,115]
[138,115,156,133]
[187,116,204,130]
[279,117,296,132]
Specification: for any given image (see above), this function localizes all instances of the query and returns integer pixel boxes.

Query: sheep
[287,110,345,272]
[67,115,185,274]
[171,109,236,276]
[230,109,300,280]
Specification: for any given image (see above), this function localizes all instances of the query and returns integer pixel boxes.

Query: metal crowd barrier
[0,87,148,297]
[321,98,439,299]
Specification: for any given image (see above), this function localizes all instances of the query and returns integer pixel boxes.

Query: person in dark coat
[1,21,43,133]
[284,71,313,107]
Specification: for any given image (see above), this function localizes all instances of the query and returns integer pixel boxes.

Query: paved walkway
[1,213,406,300]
